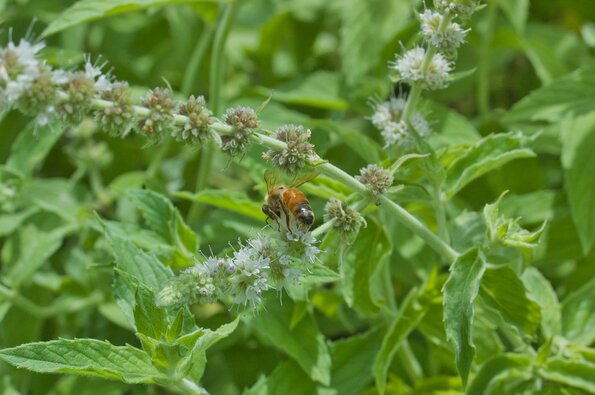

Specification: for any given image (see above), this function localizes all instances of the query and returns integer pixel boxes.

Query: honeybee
[262,170,318,233]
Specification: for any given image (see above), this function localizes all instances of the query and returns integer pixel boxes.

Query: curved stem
[187,3,238,223]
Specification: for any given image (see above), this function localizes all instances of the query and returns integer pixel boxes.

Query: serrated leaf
[539,358,595,393]
[174,189,266,221]
[4,224,73,287]
[466,354,532,395]
[244,360,315,395]
[5,122,65,178]
[176,317,239,382]
[343,220,393,315]
[561,112,595,253]
[42,0,222,37]
[133,286,167,340]
[444,132,536,199]
[244,297,331,386]
[328,329,383,395]
[521,268,561,338]
[561,276,595,345]
[0,339,166,384]
[103,221,174,289]
[339,0,410,87]
[505,67,595,123]
[374,273,440,395]
[480,266,542,339]
[443,248,486,385]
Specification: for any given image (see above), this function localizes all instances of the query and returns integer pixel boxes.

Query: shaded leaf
[444,132,536,199]
[174,189,266,221]
[244,297,331,385]
[443,248,486,385]
[561,276,595,345]
[539,358,595,393]
[0,339,166,384]
[521,268,561,338]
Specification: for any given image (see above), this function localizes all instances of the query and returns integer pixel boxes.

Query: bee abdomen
[296,203,314,226]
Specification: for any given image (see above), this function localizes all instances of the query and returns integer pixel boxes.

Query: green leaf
[258,71,348,110]
[539,358,595,393]
[339,0,411,87]
[444,132,536,199]
[0,339,166,384]
[127,189,198,267]
[5,122,65,178]
[133,286,167,340]
[521,268,561,338]
[312,119,382,163]
[343,220,393,315]
[374,272,440,395]
[42,0,221,37]
[498,0,529,32]
[561,276,595,345]
[443,248,487,385]
[0,208,39,237]
[174,189,266,221]
[505,67,595,123]
[176,317,240,382]
[328,329,383,395]
[467,353,532,395]
[244,360,315,395]
[480,266,542,339]
[561,112,595,253]
[3,224,73,287]
[244,297,331,386]
[103,221,174,290]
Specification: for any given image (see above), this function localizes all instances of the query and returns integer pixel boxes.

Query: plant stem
[177,378,208,395]
[397,340,423,383]
[187,3,238,223]
[477,4,496,115]
[181,23,215,96]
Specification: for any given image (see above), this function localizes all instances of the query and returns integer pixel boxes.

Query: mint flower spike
[175,95,213,144]
[420,9,469,53]
[356,164,394,196]
[139,87,177,141]
[221,106,260,156]
[370,97,431,148]
[324,198,366,236]
[156,230,321,309]
[393,46,451,90]
[262,124,317,174]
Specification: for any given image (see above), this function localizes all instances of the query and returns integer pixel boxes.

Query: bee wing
[289,171,319,188]
[264,169,281,191]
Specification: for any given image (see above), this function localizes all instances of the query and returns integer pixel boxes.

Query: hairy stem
[188,3,238,223]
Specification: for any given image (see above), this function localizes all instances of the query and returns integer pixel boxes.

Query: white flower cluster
[0,37,113,126]
[370,98,430,147]
[157,231,320,308]
[420,10,469,53]
[393,46,451,90]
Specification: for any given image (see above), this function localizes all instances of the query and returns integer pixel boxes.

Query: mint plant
[1,0,595,394]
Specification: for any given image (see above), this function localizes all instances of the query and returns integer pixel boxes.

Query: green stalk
[187,3,238,223]
[477,4,496,115]
[397,340,423,383]
[181,23,215,96]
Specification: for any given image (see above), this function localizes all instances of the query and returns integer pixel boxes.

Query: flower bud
[138,88,177,141]
[221,106,259,156]
[96,81,135,137]
[324,198,366,235]
[16,65,57,120]
[174,95,213,144]
[434,0,481,21]
[356,164,393,195]
[262,124,316,174]
[58,72,96,125]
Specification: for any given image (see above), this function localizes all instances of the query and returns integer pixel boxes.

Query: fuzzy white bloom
[393,46,451,90]
[84,59,112,93]
[420,10,468,52]
[286,231,320,264]
[52,69,71,85]
[369,97,431,147]
[0,39,45,106]
[6,39,45,73]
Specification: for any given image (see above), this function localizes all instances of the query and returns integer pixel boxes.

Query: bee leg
[262,204,282,231]
[280,204,294,235]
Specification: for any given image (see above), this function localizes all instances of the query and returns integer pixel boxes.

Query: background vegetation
[1,0,595,394]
